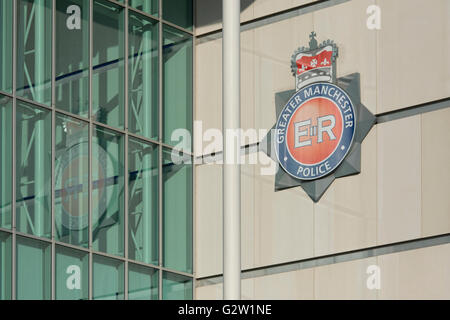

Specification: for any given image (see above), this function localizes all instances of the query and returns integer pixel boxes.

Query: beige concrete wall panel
[378,243,450,299]
[253,154,315,267]
[312,0,377,114]
[195,164,223,278]
[377,116,422,245]
[195,38,222,152]
[254,15,314,132]
[195,0,319,36]
[314,257,378,299]
[252,268,315,300]
[377,0,450,113]
[314,126,377,256]
[421,108,450,236]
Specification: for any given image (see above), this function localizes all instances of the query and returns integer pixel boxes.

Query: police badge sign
[275,82,356,181]
[260,32,376,202]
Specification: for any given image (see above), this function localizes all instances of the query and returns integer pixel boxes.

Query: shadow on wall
[195,0,255,29]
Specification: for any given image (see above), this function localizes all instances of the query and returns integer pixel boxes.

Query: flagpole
[222,0,241,300]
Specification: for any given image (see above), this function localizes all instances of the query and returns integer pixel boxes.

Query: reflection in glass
[0,95,12,229]
[55,0,89,117]
[55,246,89,300]
[162,272,193,300]
[128,263,158,300]
[163,149,192,274]
[92,126,124,257]
[163,25,193,149]
[16,101,52,239]
[55,114,89,247]
[17,0,52,106]
[0,0,13,93]
[163,0,193,30]
[92,0,125,129]
[0,232,11,300]
[128,138,158,265]
[128,11,159,140]
[130,0,158,16]
[93,254,124,300]
[16,236,51,300]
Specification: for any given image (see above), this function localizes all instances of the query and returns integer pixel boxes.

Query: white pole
[223,0,241,300]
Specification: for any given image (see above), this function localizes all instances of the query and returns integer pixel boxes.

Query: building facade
[194,0,450,300]
[0,0,449,301]
[0,0,193,300]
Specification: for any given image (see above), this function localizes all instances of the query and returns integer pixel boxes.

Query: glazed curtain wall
[0,0,193,300]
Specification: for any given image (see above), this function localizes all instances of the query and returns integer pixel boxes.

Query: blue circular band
[275,82,356,180]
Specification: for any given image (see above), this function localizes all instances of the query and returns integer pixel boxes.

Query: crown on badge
[290,32,339,90]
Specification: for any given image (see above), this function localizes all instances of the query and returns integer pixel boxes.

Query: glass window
[92,0,125,129]
[128,263,158,300]
[93,254,124,300]
[163,25,193,150]
[128,138,158,265]
[128,11,159,140]
[16,101,52,239]
[55,0,89,117]
[17,0,52,106]
[0,95,12,229]
[92,126,124,257]
[163,149,192,274]
[0,232,11,300]
[3,0,196,301]
[162,272,192,300]
[55,114,89,247]
[16,236,51,300]
[130,0,158,16]
[55,246,88,300]
[0,0,13,93]
[163,0,193,31]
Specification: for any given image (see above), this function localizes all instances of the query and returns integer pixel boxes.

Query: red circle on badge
[286,97,343,165]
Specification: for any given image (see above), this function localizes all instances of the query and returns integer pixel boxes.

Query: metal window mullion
[158,0,163,301]
[26,108,195,158]
[88,0,93,301]
[50,115,55,300]
[128,5,159,25]
[159,141,194,156]
[51,0,56,301]
[105,0,124,9]
[0,90,13,99]
[159,266,194,279]
[11,0,17,302]
[128,131,160,150]
[124,1,129,301]
[14,230,54,243]
[160,19,194,37]
[51,108,89,125]
[15,95,53,112]
[0,227,14,234]
[91,249,128,262]
[122,256,160,271]
[33,0,47,237]
[54,240,90,253]
[125,5,194,37]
